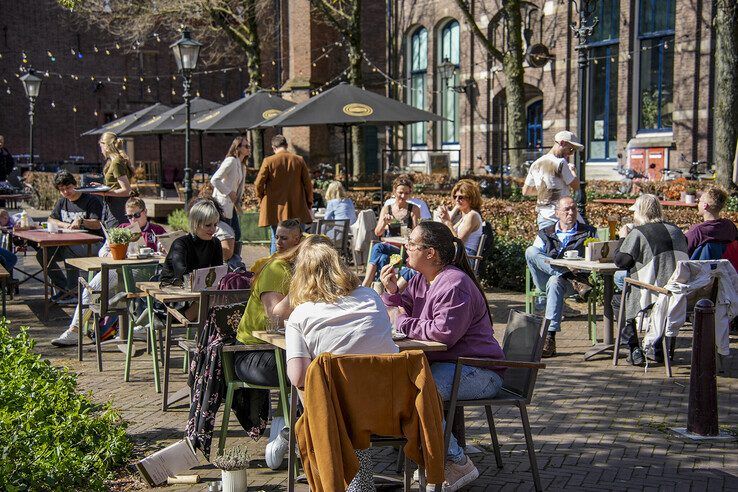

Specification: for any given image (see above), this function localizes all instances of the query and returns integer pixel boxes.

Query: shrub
[167,208,190,232]
[479,235,529,292]
[0,323,131,490]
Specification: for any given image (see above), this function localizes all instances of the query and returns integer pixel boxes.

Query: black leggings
[231,350,280,436]
[233,350,280,387]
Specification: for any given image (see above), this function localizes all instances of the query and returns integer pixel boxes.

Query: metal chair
[466,220,494,277]
[315,219,351,260]
[443,310,549,492]
[162,289,251,411]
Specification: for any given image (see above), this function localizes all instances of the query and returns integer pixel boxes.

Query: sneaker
[542,335,556,358]
[51,327,78,347]
[627,347,645,366]
[265,427,290,470]
[430,456,479,492]
[132,325,148,341]
[570,279,592,301]
[51,291,76,305]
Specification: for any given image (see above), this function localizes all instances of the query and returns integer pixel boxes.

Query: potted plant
[213,446,250,492]
[685,187,697,204]
[107,227,133,260]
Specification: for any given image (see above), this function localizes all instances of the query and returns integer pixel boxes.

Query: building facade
[391,0,714,177]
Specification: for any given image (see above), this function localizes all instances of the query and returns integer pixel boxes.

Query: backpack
[218,268,254,290]
[89,314,118,342]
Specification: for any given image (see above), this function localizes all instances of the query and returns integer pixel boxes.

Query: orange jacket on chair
[295,351,445,492]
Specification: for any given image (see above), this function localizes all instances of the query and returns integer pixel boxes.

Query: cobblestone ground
[10,252,738,491]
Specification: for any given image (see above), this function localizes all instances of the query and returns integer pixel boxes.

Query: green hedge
[479,236,529,292]
[0,323,131,491]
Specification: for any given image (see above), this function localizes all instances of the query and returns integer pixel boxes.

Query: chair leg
[663,336,672,378]
[94,314,103,373]
[484,405,503,469]
[395,446,404,474]
[162,312,173,412]
[124,311,134,382]
[518,402,542,492]
[77,280,84,362]
[403,454,411,492]
[146,296,161,393]
[613,285,628,366]
[218,383,235,456]
[587,298,597,345]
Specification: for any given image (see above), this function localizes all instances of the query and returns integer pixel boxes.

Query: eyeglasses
[453,194,468,200]
[406,240,429,251]
[125,211,143,219]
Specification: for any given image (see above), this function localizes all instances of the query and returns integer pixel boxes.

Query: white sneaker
[265,427,290,470]
[436,456,479,492]
[51,328,78,347]
[132,325,148,341]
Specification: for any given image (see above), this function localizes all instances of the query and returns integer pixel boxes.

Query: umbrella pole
[198,131,204,179]
[342,125,349,190]
[157,134,164,199]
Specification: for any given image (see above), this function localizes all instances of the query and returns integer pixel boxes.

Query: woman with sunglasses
[436,179,484,257]
[379,221,504,492]
[52,197,167,347]
[211,135,250,243]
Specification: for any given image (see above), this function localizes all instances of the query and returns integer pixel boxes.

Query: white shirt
[285,286,399,361]
[211,156,244,219]
[524,153,576,224]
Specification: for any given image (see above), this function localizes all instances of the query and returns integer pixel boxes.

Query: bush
[167,208,189,232]
[0,323,131,490]
[479,236,529,292]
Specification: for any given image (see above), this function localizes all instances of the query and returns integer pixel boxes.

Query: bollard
[687,299,718,436]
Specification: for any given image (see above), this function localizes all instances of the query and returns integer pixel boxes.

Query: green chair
[217,345,290,457]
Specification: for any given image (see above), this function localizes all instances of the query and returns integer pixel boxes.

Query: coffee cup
[47,222,58,233]
[563,250,580,260]
[139,247,154,256]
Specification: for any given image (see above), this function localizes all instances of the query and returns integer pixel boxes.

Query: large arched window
[638,0,675,131]
[439,20,460,145]
[408,28,428,146]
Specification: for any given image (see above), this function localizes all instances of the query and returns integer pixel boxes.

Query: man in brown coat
[255,135,313,253]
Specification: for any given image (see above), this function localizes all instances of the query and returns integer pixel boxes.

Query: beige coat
[254,150,313,227]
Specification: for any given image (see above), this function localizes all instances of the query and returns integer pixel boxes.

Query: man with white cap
[522,130,583,229]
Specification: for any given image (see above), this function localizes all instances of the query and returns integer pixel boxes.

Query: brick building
[390,0,714,178]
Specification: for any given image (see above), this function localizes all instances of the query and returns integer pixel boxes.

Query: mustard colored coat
[254,150,313,227]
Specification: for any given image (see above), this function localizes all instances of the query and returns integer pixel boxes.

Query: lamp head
[20,68,42,99]
[170,28,202,73]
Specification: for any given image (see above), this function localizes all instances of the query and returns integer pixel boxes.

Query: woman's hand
[379,264,399,295]
[437,205,451,223]
[89,181,102,187]
[382,213,394,226]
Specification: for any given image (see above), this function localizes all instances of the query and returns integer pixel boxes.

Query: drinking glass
[266,315,283,334]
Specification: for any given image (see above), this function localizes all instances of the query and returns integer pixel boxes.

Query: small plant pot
[109,243,129,260]
[221,468,248,492]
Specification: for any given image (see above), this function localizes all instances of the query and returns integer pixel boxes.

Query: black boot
[621,319,644,366]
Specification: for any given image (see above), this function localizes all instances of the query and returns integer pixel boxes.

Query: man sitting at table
[685,186,737,258]
[525,196,597,357]
[51,197,166,347]
[231,218,303,469]
[42,170,104,304]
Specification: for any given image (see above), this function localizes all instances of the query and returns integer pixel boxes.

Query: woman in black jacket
[161,198,223,285]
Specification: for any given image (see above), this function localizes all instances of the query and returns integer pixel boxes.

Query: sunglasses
[453,194,468,200]
[125,211,143,219]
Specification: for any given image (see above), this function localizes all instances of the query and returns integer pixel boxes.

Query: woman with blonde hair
[211,135,250,243]
[89,131,135,227]
[323,180,356,224]
[436,179,484,256]
[282,235,397,490]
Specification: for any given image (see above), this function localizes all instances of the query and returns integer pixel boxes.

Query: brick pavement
[9,252,738,491]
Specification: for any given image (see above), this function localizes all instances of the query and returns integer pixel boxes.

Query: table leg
[147,295,161,393]
[584,272,616,360]
[42,246,49,321]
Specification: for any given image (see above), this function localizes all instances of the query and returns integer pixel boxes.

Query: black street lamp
[20,68,42,169]
[571,0,598,217]
[170,28,202,205]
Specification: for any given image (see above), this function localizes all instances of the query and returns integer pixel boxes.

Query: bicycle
[616,166,647,195]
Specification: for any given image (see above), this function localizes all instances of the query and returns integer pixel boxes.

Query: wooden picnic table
[251,329,446,491]
[14,229,103,320]
[547,258,620,361]
[593,198,698,208]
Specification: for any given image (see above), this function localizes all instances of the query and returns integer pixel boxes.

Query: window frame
[438,20,460,146]
[408,27,428,147]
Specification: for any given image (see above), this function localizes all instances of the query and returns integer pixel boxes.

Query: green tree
[453,0,528,177]
[58,0,272,166]
[713,0,738,190]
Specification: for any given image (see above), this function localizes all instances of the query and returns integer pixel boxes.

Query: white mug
[563,250,579,260]
[47,222,58,233]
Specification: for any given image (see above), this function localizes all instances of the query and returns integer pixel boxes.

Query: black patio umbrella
[251,82,445,200]
[121,97,222,186]
[186,90,295,133]
[81,102,172,136]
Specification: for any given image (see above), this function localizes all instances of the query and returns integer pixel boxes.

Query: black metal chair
[443,310,549,492]
[315,218,351,261]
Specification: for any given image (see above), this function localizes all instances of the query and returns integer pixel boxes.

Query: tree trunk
[713,0,738,190]
[348,2,365,180]
[502,0,527,177]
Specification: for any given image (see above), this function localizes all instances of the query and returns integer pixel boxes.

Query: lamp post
[20,68,42,169]
[571,0,598,217]
[170,28,202,205]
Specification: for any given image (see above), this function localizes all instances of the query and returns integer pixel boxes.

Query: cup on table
[400,225,409,238]
[266,315,283,334]
[40,222,48,230]
[563,250,580,260]
[139,247,154,256]
[47,222,58,233]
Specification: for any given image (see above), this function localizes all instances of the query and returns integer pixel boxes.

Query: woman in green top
[90,132,134,227]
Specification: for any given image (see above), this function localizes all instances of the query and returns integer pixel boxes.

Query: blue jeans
[431,362,503,463]
[368,242,415,281]
[525,246,574,332]
[614,270,627,291]
[269,225,277,254]
[0,247,17,272]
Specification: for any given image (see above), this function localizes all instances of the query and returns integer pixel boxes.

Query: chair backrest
[101,259,162,315]
[316,218,350,256]
[500,309,550,402]
[471,221,494,275]
[197,289,251,324]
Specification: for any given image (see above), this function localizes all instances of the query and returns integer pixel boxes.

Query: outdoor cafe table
[250,330,447,492]
[13,229,103,321]
[65,256,165,362]
[136,281,201,397]
[546,258,620,361]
